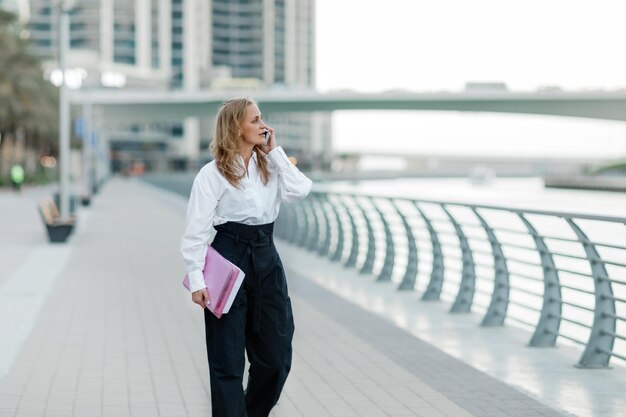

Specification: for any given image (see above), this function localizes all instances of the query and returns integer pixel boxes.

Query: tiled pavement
[0,179,579,416]
[0,184,58,288]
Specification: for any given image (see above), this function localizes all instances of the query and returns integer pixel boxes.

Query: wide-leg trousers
[204,221,294,417]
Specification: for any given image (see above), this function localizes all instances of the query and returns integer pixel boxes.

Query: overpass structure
[71,89,626,123]
[70,88,626,204]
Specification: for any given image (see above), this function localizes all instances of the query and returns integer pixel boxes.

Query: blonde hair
[210,98,270,188]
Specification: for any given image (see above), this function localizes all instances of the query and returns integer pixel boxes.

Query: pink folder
[183,245,245,318]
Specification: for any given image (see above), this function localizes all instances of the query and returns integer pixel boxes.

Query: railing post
[285,203,298,243]
[317,194,333,257]
[567,218,616,368]
[344,196,360,268]
[442,205,476,313]
[306,194,322,252]
[275,204,289,239]
[518,214,562,347]
[376,198,395,282]
[472,208,509,326]
[359,198,377,275]
[416,204,444,301]
[394,201,419,291]
[288,202,302,244]
[296,198,313,248]
[327,195,345,262]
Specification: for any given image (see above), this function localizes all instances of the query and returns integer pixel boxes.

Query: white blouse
[180,146,312,292]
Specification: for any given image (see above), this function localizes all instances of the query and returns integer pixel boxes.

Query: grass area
[588,160,626,176]
[0,170,58,188]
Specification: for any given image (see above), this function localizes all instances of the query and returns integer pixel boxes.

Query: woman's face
[239,103,268,147]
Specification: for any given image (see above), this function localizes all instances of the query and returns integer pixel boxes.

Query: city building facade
[3,0,331,171]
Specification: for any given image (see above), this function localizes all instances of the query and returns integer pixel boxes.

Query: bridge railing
[275,190,626,368]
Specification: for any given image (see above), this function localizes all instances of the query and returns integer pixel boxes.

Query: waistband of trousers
[214,221,274,242]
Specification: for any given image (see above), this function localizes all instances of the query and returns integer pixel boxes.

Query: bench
[38,197,76,242]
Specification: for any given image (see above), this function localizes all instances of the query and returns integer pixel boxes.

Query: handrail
[275,190,626,368]
[303,188,626,223]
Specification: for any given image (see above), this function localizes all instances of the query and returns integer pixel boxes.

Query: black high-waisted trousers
[204,221,294,417]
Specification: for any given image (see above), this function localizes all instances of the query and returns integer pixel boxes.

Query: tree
[0,10,58,179]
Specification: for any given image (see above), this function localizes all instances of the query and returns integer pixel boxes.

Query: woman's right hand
[192,288,211,309]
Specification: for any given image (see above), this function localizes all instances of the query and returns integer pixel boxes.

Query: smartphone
[264,130,271,146]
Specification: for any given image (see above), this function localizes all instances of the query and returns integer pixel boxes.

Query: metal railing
[275,190,626,368]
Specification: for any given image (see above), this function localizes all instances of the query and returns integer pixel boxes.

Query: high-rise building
[170,0,316,90]
[194,0,330,170]
[6,0,331,170]
[22,0,171,88]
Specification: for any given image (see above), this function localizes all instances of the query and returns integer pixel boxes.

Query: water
[331,111,626,159]
[321,176,626,217]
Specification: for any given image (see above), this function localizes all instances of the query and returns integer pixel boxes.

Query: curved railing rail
[275,190,626,368]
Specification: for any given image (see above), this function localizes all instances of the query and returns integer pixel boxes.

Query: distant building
[465,81,508,92]
[4,0,331,172]
[537,85,563,93]
[24,0,171,88]
[194,0,330,171]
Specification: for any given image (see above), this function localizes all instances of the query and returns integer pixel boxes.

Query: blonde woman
[180,98,312,417]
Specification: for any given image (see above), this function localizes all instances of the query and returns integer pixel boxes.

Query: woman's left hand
[259,127,276,154]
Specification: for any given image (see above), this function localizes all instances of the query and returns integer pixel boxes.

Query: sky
[314,0,626,158]
[316,0,626,92]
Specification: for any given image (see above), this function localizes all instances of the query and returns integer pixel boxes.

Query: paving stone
[0,180,589,417]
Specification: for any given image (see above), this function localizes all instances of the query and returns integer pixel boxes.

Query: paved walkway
[0,184,59,288]
[0,178,612,417]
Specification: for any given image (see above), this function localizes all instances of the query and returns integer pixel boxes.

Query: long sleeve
[180,170,222,293]
[268,146,312,203]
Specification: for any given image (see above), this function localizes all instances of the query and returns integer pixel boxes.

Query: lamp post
[57,0,73,220]
[81,100,93,204]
